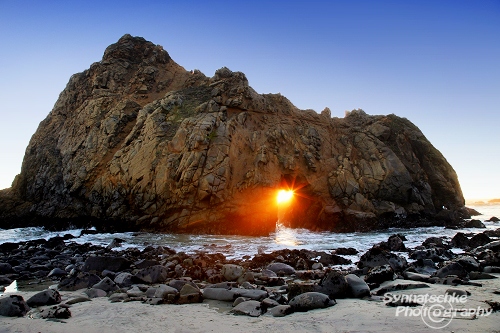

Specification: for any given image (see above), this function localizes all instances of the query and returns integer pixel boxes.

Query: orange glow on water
[277,189,294,204]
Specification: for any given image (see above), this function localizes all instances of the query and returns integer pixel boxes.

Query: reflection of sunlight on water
[275,220,301,246]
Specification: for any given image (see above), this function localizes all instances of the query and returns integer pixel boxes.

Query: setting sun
[277,189,294,204]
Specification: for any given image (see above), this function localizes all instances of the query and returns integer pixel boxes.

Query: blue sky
[0,0,499,201]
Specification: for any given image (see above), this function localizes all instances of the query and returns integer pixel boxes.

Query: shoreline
[2,277,499,333]
[1,224,500,332]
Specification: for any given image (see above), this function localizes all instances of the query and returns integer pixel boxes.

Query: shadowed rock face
[0,34,468,235]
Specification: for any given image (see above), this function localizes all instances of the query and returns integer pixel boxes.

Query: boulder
[375,282,430,295]
[358,247,407,271]
[434,262,468,279]
[318,271,350,299]
[0,295,30,317]
[287,283,320,301]
[84,288,108,298]
[108,293,129,303]
[134,259,160,269]
[203,287,236,301]
[0,263,14,275]
[410,248,453,263]
[59,272,101,291]
[386,234,406,251]
[26,289,61,307]
[483,266,500,273]
[269,304,293,317]
[82,256,131,273]
[92,276,118,292]
[47,268,67,278]
[403,271,431,282]
[345,274,370,298]
[65,296,91,305]
[135,265,168,283]
[177,283,202,304]
[114,272,135,287]
[266,263,296,275]
[464,220,486,228]
[221,264,245,281]
[334,248,358,255]
[422,237,448,249]
[365,265,394,284]
[143,297,164,305]
[468,233,491,249]
[453,255,480,272]
[469,272,497,280]
[39,305,71,319]
[261,297,280,309]
[445,288,470,297]
[127,286,146,298]
[0,276,13,286]
[450,232,469,248]
[154,284,179,299]
[230,300,263,317]
[289,292,336,312]
[232,297,251,307]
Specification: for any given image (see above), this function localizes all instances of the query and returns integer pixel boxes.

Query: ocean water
[0,205,498,262]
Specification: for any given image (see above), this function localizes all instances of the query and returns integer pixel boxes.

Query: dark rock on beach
[289,292,336,312]
[26,289,61,307]
[0,295,30,317]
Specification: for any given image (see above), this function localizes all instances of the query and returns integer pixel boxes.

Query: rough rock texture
[0,34,469,235]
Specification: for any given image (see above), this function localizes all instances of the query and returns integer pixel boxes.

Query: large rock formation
[0,35,469,235]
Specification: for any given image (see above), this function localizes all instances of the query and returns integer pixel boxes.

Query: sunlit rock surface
[0,34,469,235]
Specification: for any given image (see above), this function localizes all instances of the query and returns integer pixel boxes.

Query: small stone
[269,304,293,317]
[143,297,164,305]
[311,263,324,270]
[65,296,91,305]
[231,300,262,317]
[108,293,129,303]
[85,288,107,298]
[445,288,470,297]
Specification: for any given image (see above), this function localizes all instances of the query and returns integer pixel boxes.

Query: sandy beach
[2,275,499,333]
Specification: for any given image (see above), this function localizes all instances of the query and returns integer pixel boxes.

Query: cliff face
[0,35,469,234]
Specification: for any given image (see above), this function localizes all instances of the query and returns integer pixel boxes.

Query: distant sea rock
[0,34,469,235]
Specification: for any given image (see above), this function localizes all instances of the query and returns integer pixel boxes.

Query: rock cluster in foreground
[0,34,469,235]
[1,225,499,319]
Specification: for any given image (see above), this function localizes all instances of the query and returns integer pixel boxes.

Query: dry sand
[1,276,499,333]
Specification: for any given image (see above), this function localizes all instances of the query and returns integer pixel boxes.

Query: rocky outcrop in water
[0,34,469,234]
